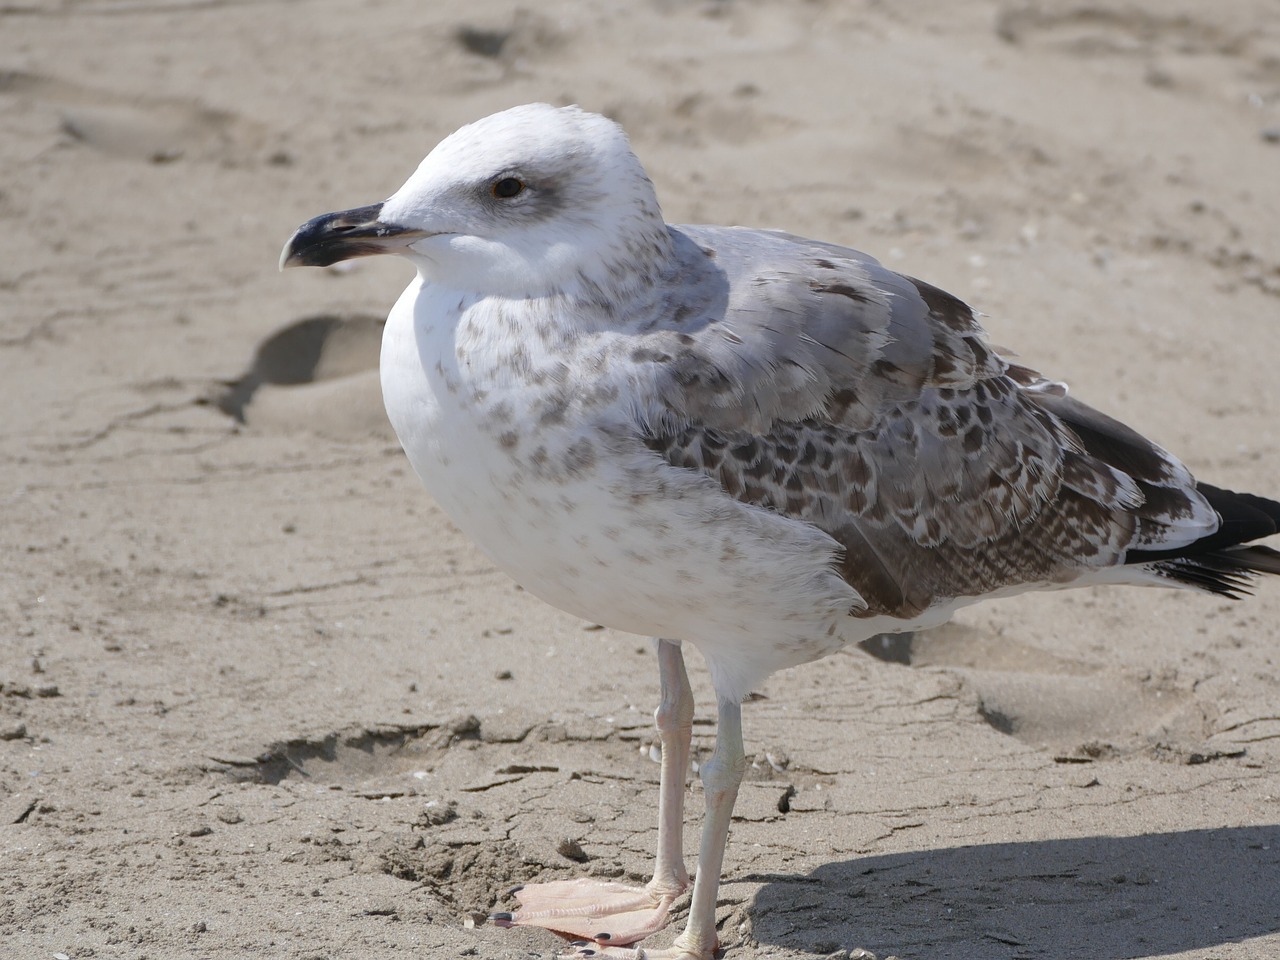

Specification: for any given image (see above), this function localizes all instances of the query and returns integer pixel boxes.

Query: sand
[2,1,1279,958]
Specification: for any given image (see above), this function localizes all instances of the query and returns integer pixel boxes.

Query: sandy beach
[2,1,1279,957]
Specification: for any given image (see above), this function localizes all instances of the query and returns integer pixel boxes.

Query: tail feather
[1152,548,1279,598]
[1212,543,1280,577]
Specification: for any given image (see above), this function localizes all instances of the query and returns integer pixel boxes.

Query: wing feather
[625,225,1223,617]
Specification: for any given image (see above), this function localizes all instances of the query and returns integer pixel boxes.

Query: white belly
[379,278,865,699]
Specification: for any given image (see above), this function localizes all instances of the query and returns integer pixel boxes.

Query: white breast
[379,277,866,699]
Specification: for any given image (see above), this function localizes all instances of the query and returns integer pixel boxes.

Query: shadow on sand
[744,825,1280,959]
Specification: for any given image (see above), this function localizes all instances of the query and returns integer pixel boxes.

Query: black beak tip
[278,234,350,271]
[278,202,391,271]
[278,231,313,271]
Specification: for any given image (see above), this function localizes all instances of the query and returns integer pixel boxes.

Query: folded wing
[624,225,1276,617]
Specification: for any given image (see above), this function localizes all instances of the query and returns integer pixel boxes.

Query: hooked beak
[279,202,428,270]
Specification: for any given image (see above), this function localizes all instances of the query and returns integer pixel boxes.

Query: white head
[282,104,672,299]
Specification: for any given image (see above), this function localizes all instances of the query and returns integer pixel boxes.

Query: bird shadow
[741,825,1280,959]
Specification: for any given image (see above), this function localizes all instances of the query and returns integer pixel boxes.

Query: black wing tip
[1136,482,1280,598]
[1126,485,1280,568]
[1197,483,1280,534]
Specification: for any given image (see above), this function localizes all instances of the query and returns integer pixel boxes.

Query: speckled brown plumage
[634,227,1274,615]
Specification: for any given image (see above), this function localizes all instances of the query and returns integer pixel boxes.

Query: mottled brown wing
[644,396,1138,618]
[632,226,1216,617]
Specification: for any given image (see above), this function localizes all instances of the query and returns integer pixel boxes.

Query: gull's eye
[491,177,526,200]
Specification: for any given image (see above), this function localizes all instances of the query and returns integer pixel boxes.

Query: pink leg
[669,695,745,959]
[649,638,695,897]
[560,695,747,960]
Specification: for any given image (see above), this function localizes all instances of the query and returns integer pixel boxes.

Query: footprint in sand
[861,623,1217,762]
[993,4,1245,57]
[0,68,267,164]
[213,313,392,441]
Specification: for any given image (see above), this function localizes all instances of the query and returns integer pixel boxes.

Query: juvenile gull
[281,103,1280,959]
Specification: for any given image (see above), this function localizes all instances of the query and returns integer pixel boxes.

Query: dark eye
[491,177,525,199]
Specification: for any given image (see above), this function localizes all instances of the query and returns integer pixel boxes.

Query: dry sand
[3,1,1280,958]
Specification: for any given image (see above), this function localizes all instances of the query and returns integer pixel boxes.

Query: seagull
[281,103,1280,959]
